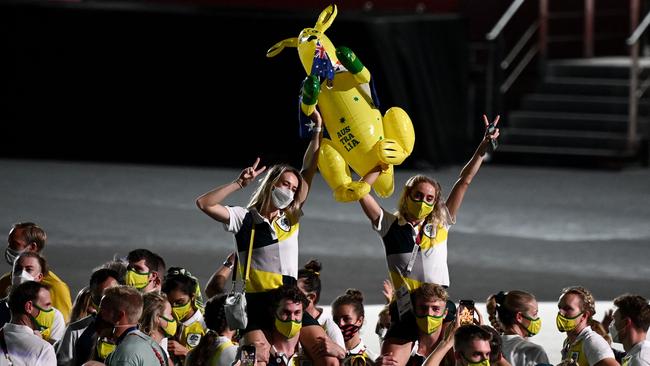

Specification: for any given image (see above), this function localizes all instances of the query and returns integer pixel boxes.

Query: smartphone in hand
[459,299,476,325]
[240,345,256,366]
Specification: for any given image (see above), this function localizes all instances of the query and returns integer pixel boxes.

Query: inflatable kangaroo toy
[267,4,415,202]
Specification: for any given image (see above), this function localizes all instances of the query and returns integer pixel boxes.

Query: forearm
[423,339,454,366]
[458,138,490,185]
[300,128,323,187]
[204,272,229,298]
[196,181,241,212]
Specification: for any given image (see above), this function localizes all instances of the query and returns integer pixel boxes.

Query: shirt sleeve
[373,209,397,237]
[224,206,248,233]
[324,317,346,349]
[584,332,615,365]
[54,322,77,366]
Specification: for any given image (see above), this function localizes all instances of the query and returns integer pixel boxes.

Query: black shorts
[242,290,320,334]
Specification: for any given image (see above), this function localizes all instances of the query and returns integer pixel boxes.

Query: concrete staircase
[496,58,650,168]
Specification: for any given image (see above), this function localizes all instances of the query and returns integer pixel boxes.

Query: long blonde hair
[396,175,450,227]
[140,292,168,336]
[247,164,303,224]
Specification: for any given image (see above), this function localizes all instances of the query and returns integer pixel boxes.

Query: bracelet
[223,260,234,269]
[234,180,244,189]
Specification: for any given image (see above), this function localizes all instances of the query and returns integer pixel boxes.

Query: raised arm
[445,115,500,219]
[204,252,235,298]
[195,158,267,224]
[358,167,383,227]
[297,110,324,205]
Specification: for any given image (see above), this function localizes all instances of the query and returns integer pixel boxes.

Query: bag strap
[243,226,255,284]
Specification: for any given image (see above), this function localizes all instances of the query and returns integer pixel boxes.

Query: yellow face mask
[31,304,55,341]
[96,337,116,360]
[172,300,193,322]
[415,313,445,334]
[406,196,434,220]
[125,268,150,290]
[521,314,542,336]
[274,316,302,339]
[556,312,583,332]
[160,315,178,337]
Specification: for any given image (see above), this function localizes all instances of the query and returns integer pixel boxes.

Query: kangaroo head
[266,4,339,76]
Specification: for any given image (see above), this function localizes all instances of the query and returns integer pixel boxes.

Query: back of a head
[90,268,120,289]
[100,260,128,284]
[614,294,650,332]
[8,281,49,316]
[487,290,535,330]
[297,259,322,302]
[141,292,167,335]
[454,324,493,353]
[12,222,47,252]
[332,288,365,318]
[102,285,144,323]
[481,325,503,362]
[204,294,229,333]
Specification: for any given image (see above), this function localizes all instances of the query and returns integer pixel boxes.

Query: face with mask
[556,293,587,333]
[274,299,303,339]
[414,297,447,335]
[403,182,437,221]
[167,289,195,322]
[12,256,44,286]
[333,303,363,343]
[270,172,299,210]
[609,309,628,344]
[517,302,541,336]
[125,267,151,291]
[6,227,35,266]
[27,288,56,341]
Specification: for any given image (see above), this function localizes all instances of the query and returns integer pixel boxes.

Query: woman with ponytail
[332,289,377,365]
[141,292,176,359]
[185,295,237,366]
[486,290,548,366]
[297,259,346,359]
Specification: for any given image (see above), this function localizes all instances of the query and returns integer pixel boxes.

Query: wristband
[234,180,244,189]
[223,260,234,269]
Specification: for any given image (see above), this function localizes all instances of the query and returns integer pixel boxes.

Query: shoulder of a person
[68,314,95,330]
[43,271,70,290]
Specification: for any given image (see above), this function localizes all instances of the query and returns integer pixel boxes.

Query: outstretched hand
[237,157,267,188]
[482,114,500,140]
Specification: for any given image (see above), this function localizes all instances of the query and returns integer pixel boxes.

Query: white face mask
[609,321,622,343]
[271,187,295,209]
[12,269,35,286]
[5,247,24,266]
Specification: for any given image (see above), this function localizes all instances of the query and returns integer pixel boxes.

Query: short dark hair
[90,268,120,288]
[11,222,47,252]
[272,284,309,312]
[8,281,49,315]
[614,294,650,332]
[297,259,322,303]
[127,249,165,275]
[454,324,493,354]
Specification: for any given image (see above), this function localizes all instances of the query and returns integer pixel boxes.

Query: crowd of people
[1,111,649,366]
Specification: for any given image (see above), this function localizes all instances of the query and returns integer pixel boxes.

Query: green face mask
[172,300,193,322]
[160,315,178,337]
[462,353,490,366]
[520,313,542,336]
[415,313,445,334]
[274,316,302,339]
[406,196,434,220]
[125,268,151,290]
[31,304,55,341]
[556,311,583,332]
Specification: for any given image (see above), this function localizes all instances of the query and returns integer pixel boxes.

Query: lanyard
[404,222,425,276]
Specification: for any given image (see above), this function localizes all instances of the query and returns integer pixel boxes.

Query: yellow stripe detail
[419,225,448,251]
[245,268,284,293]
[273,218,299,241]
[389,270,422,293]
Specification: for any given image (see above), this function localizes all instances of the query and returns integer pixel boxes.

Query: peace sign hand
[236,157,267,188]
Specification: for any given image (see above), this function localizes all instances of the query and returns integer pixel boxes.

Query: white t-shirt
[501,334,549,366]
[315,308,345,349]
[0,323,56,366]
[623,340,650,366]
[562,326,615,366]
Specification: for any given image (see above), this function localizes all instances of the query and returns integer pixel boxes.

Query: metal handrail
[486,0,526,41]
[627,9,650,45]
[627,0,644,152]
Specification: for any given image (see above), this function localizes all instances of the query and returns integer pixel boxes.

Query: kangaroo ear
[266,38,298,58]
[314,4,337,33]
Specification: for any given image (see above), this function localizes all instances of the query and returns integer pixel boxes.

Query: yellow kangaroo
[267,4,415,202]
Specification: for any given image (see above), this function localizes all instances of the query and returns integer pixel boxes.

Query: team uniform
[343,340,377,366]
[224,206,318,332]
[177,310,206,351]
[622,340,650,366]
[561,326,615,366]
[501,334,549,366]
[373,207,454,340]
[315,308,346,349]
[185,336,237,366]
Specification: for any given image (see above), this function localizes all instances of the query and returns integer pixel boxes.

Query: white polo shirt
[0,323,56,365]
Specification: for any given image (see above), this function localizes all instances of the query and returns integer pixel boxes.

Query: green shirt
[105,329,168,366]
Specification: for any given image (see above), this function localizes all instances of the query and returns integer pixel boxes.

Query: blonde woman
[358,115,500,365]
[141,292,176,359]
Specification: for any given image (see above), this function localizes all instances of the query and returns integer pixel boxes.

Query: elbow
[195,197,207,212]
